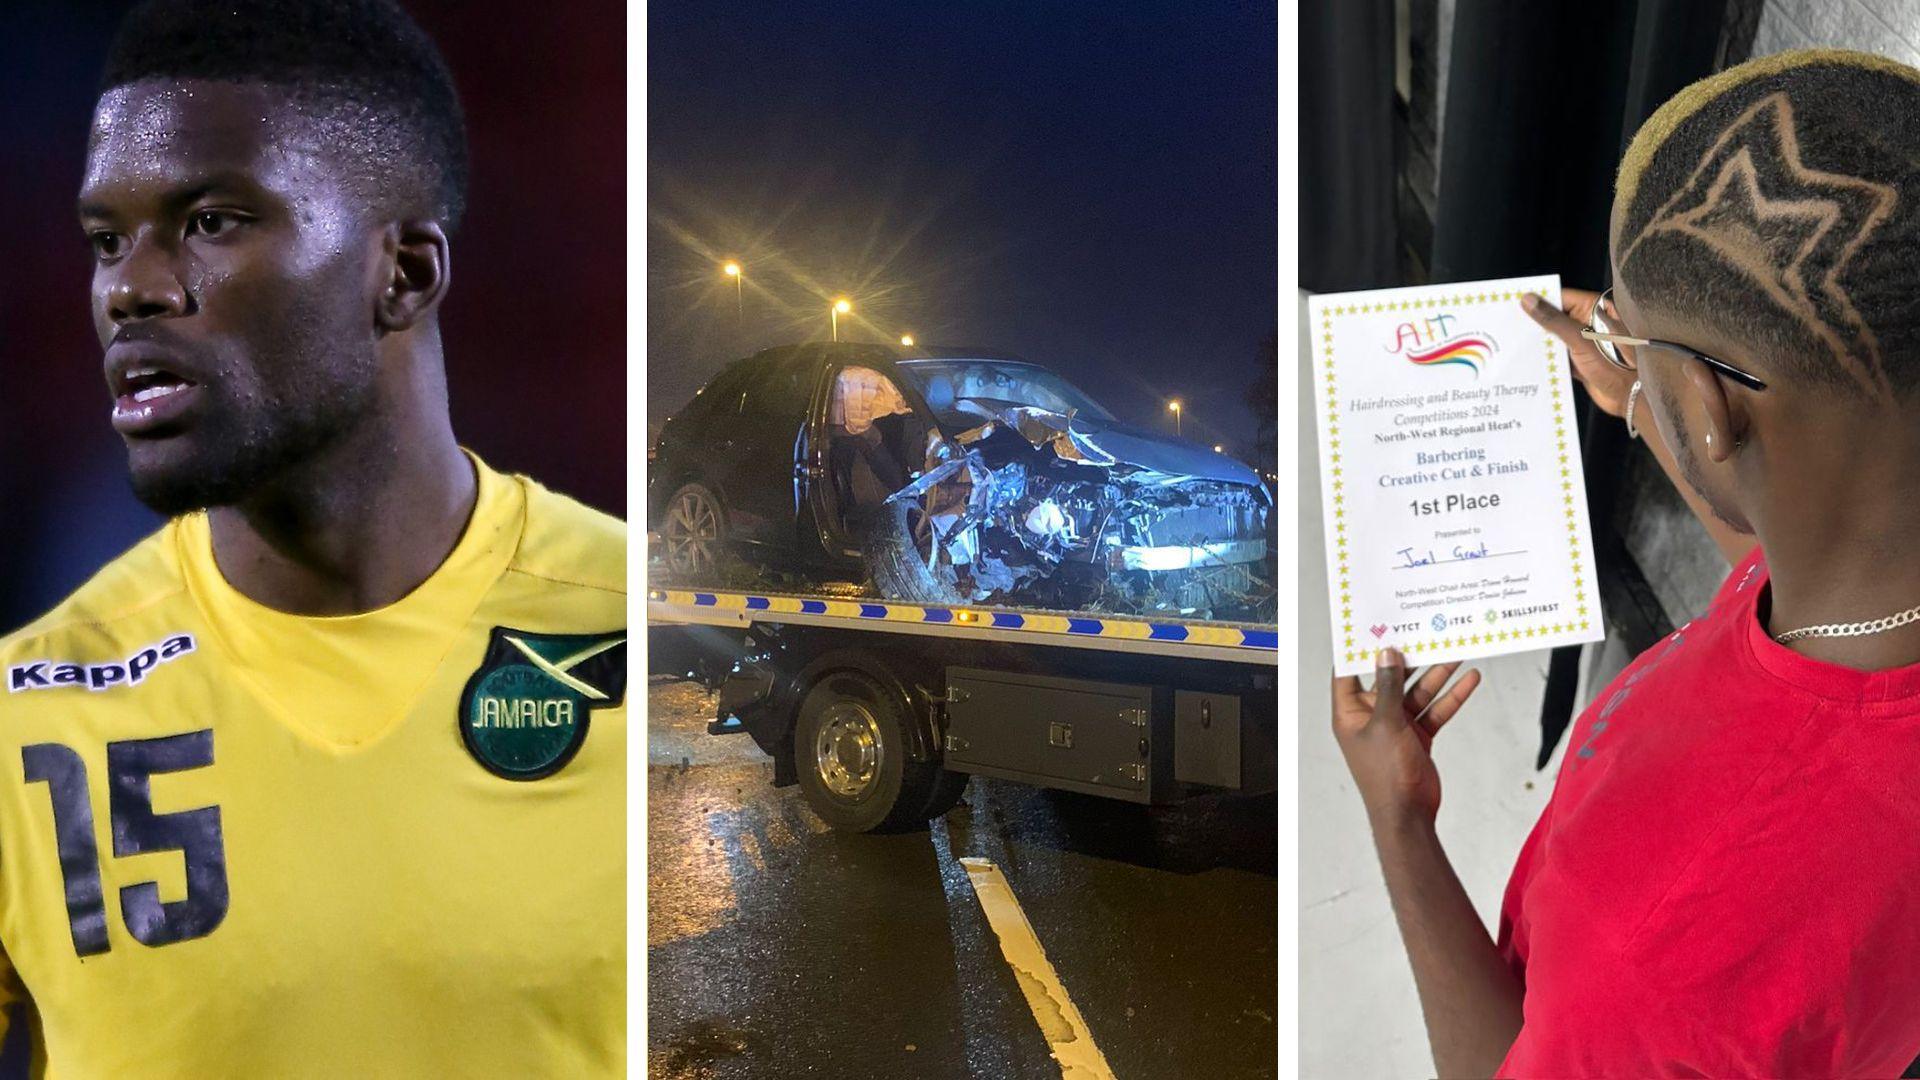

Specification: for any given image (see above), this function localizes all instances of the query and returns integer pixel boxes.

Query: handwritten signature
[1396,542,1524,568]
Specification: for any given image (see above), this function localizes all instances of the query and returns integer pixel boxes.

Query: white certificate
[1310,275,1604,677]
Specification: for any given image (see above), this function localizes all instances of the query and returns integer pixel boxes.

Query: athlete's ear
[1679,354,1742,462]
[374,220,451,333]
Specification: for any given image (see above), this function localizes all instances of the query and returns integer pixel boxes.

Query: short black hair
[100,0,469,232]
[1615,49,1920,400]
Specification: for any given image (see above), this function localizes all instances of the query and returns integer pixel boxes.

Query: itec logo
[1385,312,1497,377]
[8,634,196,693]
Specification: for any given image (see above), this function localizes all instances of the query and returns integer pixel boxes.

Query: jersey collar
[173,451,525,748]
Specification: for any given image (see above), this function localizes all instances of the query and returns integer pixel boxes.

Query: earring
[1707,433,1714,449]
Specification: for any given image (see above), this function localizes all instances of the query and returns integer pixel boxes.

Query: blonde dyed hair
[1613,48,1920,398]
[1617,48,1920,213]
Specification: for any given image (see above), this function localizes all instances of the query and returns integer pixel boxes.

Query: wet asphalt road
[647,677,1278,1080]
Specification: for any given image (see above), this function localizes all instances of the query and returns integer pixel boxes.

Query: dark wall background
[1301,0,1755,764]
[0,0,625,638]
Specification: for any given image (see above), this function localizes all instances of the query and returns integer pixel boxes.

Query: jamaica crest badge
[459,627,626,780]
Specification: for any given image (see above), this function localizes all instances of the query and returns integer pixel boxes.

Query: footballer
[0,0,625,1075]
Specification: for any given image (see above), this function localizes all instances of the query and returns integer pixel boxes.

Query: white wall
[1753,0,1920,63]
[1296,293,1567,1078]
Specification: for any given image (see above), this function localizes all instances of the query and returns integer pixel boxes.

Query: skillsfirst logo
[8,634,196,693]
[1385,312,1497,377]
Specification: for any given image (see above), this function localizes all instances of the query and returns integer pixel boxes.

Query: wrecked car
[649,343,1272,620]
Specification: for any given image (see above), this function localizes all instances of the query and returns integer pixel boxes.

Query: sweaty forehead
[81,79,333,210]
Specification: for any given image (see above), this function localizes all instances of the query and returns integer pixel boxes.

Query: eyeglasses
[1578,287,1768,391]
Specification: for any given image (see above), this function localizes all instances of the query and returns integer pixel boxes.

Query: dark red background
[0,1,626,635]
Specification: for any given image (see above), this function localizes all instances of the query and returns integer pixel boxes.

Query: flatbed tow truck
[648,583,1278,832]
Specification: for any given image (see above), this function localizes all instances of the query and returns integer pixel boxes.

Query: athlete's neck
[204,377,477,617]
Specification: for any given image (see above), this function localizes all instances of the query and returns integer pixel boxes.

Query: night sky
[648,1,1277,456]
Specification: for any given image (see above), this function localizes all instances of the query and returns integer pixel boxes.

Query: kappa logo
[8,634,197,693]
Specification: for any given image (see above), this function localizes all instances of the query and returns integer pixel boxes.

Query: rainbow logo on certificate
[1404,335,1495,376]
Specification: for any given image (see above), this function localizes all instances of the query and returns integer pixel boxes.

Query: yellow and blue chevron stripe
[647,588,1277,656]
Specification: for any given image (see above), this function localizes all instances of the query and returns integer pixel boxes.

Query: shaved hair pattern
[1615,50,1920,399]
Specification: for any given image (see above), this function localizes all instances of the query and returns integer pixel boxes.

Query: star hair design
[1622,92,1899,398]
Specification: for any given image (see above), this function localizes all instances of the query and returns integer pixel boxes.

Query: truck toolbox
[943,668,1158,803]
[1174,690,1243,789]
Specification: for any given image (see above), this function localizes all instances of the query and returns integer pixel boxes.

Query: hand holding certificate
[1310,276,1604,676]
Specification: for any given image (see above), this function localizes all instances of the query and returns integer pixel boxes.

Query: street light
[831,298,852,342]
[1167,399,1182,437]
[1213,444,1224,453]
[722,261,743,319]
[900,334,915,347]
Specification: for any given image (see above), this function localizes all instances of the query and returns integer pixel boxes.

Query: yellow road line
[959,857,1117,1080]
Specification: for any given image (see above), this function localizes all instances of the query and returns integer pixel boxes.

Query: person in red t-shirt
[1334,48,1920,1078]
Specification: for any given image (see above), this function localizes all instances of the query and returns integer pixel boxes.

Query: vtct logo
[8,634,196,693]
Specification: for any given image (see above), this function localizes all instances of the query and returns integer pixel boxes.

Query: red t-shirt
[1496,548,1920,1078]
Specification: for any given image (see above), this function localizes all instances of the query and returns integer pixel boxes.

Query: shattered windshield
[896,359,1116,427]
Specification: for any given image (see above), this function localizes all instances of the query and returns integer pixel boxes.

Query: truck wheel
[662,482,726,578]
[793,671,941,832]
[862,498,968,605]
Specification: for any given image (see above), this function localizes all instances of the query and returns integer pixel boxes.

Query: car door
[803,359,944,561]
[723,357,815,553]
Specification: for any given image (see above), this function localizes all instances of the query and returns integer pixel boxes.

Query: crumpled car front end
[872,400,1272,621]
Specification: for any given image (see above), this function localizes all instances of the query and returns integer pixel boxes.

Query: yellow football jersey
[0,454,625,1078]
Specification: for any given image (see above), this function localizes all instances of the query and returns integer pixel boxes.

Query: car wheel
[792,671,943,833]
[862,497,968,605]
[662,482,726,579]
